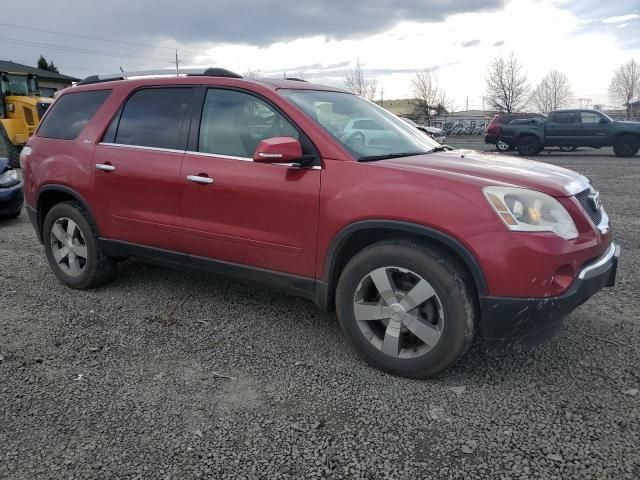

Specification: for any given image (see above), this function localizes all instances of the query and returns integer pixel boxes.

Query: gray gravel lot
[1,139,639,479]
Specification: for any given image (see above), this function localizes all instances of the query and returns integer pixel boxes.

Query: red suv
[22,69,619,378]
[486,113,546,152]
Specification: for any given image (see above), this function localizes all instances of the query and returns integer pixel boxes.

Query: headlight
[0,169,19,188]
[484,186,578,240]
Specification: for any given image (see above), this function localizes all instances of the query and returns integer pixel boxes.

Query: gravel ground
[1,140,639,479]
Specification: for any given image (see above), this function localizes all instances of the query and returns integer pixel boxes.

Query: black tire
[613,134,640,157]
[516,135,542,156]
[43,201,116,289]
[0,127,22,168]
[335,240,477,378]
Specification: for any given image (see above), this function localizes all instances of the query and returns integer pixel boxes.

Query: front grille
[575,188,603,226]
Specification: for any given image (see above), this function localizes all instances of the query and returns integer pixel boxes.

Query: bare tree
[410,69,443,123]
[531,70,572,113]
[609,59,640,120]
[485,53,530,113]
[344,58,377,101]
[242,69,260,79]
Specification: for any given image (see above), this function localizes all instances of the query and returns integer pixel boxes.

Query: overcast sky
[1,0,639,109]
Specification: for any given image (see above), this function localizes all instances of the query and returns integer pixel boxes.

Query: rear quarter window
[37,90,111,140]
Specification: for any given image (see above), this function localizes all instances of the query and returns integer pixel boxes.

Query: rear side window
[552,112,576,124]
[37,90,111,140]
[110,88,192,149]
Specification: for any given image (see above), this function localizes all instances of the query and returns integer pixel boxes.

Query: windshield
[2,75,30,95]
[280,89,439,160]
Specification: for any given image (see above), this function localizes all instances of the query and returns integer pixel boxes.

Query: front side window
[198,89,299,158]
[113,88,192,149]
[38,90,111,140]
[581,112,601,124]
[280,89,439,160]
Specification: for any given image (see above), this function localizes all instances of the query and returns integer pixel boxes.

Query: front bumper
[485,134,498,144]
[0,180,24,216]
[480,242,619,352]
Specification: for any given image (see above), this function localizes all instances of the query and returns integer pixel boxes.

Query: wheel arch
[319,220,488,311]
[35,185,98,242]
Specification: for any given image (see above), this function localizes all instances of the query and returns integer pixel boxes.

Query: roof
[68,72,349,95]
[0,60,79,82]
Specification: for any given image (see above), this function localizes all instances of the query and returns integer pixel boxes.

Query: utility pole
[380,88,384,108]
[175,49,180,75]
[466,96,469,111]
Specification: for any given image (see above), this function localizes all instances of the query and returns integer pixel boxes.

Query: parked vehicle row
[500,109,640,157]
[21,69,619,378]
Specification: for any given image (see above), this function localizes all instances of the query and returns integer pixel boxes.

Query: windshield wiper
[428,145,454,153]
[358,152,430,162]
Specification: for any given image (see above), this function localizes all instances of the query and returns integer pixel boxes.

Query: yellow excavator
[0,71,53,167]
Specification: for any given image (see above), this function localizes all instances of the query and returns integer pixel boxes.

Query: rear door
[179,87,321,278]
[545,111,578,146]
[92,87,193,251]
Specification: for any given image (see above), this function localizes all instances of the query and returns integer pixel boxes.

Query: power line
[0,21,200,54]
[0,38,173,64]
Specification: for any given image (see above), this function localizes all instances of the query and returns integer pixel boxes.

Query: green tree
[37,55,60,74]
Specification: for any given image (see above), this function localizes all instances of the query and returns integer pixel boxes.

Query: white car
[400,117,446,144]
[340,118,399,148]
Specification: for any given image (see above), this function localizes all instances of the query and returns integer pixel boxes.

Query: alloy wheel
[352,266,444,359]
[50,217,88,276]
[496,140,509,152]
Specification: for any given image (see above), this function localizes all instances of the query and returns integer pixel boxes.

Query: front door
[179,88,321,278]
[92,87,193,252]
[546,111,579,146]
[578,111,610,147]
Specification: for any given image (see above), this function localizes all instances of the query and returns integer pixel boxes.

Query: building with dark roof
[0,60,79,97]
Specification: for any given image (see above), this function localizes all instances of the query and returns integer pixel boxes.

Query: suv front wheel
[335,240,476,378]
[43,202,116,289]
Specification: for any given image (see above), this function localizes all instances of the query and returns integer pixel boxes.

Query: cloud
[4,0,506,48]
[461,39,481,47]
[559,1,640,48]
[602,13,640,24]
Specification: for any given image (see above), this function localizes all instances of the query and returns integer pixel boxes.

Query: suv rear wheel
[43,202,116,289]
[335,240,476,378]
[496,138,511,152]
[613,134,640,157]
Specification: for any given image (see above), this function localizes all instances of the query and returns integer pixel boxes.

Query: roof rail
[76,68,243,86]
[284,77,307,82]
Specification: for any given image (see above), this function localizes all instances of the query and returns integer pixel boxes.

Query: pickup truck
[500,109,640,157]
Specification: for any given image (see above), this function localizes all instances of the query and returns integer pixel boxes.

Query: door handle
[187,175,214,185]
[95,163,115,171]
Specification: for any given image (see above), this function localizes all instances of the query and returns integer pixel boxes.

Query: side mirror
[253,137,302,163]
[599,118,608,124]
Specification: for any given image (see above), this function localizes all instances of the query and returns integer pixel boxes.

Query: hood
[376,149,589,197]
[615,120,640,129]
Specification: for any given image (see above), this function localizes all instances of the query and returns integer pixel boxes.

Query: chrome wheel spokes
[353,266,444,359]
[50,218,88,276]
